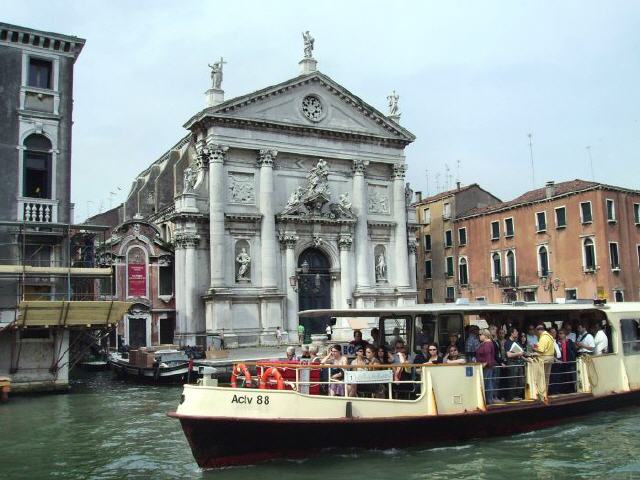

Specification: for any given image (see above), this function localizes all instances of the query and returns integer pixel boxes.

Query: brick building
[454,180,640,304]
[414,183,501,303]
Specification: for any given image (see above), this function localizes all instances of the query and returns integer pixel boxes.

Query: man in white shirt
[575,322,595,355]
[592,323,608,355]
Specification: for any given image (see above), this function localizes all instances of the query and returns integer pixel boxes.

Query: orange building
[454,180,640,303]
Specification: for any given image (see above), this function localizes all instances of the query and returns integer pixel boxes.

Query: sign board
[344,369,394,384]
[128,263,147,297]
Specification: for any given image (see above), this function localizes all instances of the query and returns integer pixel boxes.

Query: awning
[15,301,132,328]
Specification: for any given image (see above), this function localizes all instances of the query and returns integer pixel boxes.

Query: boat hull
[109,360,192,384]
[170,390,640,469]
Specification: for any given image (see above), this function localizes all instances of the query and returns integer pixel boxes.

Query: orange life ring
[230,363,252,388]
[259,366,285,390]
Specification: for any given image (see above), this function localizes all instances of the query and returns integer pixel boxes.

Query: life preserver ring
[230,363,252,388]
[259,366,285,390]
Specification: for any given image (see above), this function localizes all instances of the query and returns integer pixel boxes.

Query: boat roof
[298,302,640,318]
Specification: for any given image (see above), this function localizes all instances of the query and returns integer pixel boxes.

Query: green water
[1,371,640,479]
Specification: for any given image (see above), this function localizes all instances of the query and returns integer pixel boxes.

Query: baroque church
[112,36,419,347]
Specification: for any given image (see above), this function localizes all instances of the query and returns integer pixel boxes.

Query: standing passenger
[557,329,577,393]
[321,345,348,396]
[592,322,608,355]
[504,327,525,401]
[532,323,555,402]
[575,323,595,355]
[465,326,480,362]
[476,329,497,404]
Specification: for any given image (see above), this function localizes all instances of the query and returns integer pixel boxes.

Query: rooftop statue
[208,57,227,90]
[387,90,400,117]
[302,31,314,59]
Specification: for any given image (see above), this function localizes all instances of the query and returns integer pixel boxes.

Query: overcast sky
[5,1,640,221]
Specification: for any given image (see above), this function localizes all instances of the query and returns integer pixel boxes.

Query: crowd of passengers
[278,319,609,401]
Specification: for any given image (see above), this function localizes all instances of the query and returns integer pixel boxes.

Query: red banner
[128,263,147,297]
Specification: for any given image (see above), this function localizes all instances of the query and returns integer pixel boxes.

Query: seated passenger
[350,329,368,350]
[285,346,297,361]
[444,345,466,364]
[446,333,465,356]
[300,345,311,362]
[308,345,321,363]
[376,345,393,365]
[414,343,442,364]
[413,342,431,364]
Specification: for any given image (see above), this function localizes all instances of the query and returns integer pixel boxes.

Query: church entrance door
[297,248,331,341]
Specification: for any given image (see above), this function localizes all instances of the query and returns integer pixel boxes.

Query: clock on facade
[301,95,324,121]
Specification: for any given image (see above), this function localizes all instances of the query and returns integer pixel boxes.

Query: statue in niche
[208,57,226,90]
[302,31,314,58]
[236,247,251,281]
[375,252,387,282]
[387,90,400,116]
[405,182,414,207]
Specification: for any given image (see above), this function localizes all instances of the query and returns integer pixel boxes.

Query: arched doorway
[297,248,331,340]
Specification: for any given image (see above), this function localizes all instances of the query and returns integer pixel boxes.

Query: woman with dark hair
[518,331,528,351]
[321,345,348,397]
[347,345,367,397]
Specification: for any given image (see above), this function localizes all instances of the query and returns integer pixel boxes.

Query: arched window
[538,245,549,278]
[23,134,52,198]
[458,257,469,286]
[506,250,516,277]
[492,252,502,281]
[583,238,596,271]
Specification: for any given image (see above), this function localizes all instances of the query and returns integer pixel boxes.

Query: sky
[4,0,640,221]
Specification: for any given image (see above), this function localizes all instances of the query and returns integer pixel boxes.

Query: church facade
[118,43,418,347]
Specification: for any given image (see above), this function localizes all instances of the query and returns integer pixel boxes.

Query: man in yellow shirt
[533,323,555,402]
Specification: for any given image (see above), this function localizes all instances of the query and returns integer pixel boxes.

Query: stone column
[393,164,411,288]
[279,233,298,335]
[173,246,185,341]
[207,142,228,288]
[177,232,200,345]
[408,239,417,290]
[338,234,353,307]
[352,160,370,289]
[258,149,278,289]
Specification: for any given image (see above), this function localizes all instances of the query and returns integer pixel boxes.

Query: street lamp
[541,274,561,303]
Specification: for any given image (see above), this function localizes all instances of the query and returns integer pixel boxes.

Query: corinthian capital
[392,163,407,180]
[174,232,200,248]
[352,159,367,175]
[257,149,278,168]
[205,140,229,164]
[408,239,417,255]
[194,139,209,170]
[338,234,353,251]
[278,231,298,249]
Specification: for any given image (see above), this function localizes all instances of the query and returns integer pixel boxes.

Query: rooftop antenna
[586,146,595,181]
[425,168,430,197]
[435,172,441,193]
[527,133,535,188]
[445,164,451,190]
[456,159,461,185]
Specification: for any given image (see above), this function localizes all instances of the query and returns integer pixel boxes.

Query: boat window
[382,316,409,349]
[437,314,464,348]
[620,319,640,355]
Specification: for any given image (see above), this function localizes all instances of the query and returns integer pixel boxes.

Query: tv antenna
[586,146,595,181]
[528,133,535,188]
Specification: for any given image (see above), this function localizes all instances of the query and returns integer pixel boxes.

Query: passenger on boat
[347,346,368,397]
[504,327,525,401]
[518,331,528,351]
[308,345,321,363]
[350,330,368,350]
[489,325,505,402]
[556,328,577,393]
[532,323,555,402]
[285,346,297,361]
[592,322,608,355]
[369,328,381,348]
[414,342,442,364]
[376,345,393,365]
[562,321,577,342]
[575,322,596,355]
[444,345,466,364]
[362,346,385,398]
[300,345,311,361]
[526,324,538,352]
[446,333,465,356]
[465,325,480,362]
[476,329,497,404]
[321,345,348,396]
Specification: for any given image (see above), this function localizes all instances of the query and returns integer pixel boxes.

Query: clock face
[301,95,324,121]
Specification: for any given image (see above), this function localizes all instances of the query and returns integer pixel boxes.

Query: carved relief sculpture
[368,189,390,214]
[228,173,255,204]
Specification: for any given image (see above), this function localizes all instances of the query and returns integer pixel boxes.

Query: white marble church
[119,35,418,347]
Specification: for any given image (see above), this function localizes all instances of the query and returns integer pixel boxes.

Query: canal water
[1,371,640,479]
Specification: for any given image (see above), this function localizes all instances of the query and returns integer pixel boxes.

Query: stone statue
[307,159,329,196]
[302,31,314,58]
[282,186,305,215]
[338,192,352,212]
[208,57,226,90]
[183,166,197,192]
[387,90,400,116]
[236,247,251,280]
[375,253,387,281]
[405,182,414,207]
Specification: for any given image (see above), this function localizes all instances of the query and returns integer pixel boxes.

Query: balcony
[496,274,519,288]
[18,197,59,223]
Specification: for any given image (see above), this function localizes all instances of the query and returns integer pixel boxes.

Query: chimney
[415,191,423,202]
[545,181,555,199]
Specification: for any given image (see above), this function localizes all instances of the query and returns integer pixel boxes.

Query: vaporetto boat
[169,302,640,468]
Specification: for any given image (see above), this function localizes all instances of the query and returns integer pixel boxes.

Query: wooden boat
[109,349,193,384]
[169,302,640,468]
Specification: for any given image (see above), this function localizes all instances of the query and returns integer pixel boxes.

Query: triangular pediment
[185,72,415,143]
